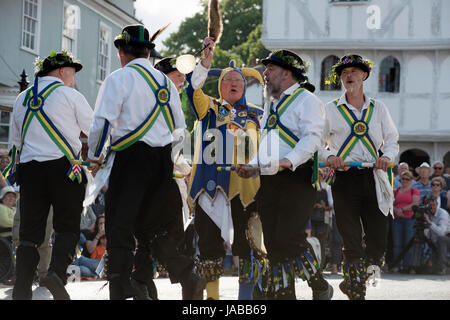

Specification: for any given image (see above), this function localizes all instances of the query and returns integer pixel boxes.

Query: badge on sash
[267,114,278,129]
[352,121,368,137]
[157,88,169,104]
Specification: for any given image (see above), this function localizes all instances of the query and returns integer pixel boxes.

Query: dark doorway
[399,149,430,178]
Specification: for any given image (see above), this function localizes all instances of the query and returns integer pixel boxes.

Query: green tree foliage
[162,0,270,133]
[162,0,267,67]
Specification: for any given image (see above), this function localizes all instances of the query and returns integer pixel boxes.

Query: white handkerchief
[373,169,394,217]
[198,191,234,244]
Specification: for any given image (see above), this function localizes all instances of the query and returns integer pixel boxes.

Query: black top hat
[114,24,155,50]
[261,50,308,78]
[35,51,82,77]
[154,57,177,74]
[334,54,372,79]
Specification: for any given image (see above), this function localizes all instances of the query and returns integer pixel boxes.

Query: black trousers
[105,142,192,298]
[258,162,316,263]
[13,157,85,299]
[195,196,256,260]
[331,168,389,263]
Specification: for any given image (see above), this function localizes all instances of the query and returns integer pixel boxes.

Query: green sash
[261,88,321,190]
[327,99,393,187]
[21,81,83,183]
[110,63,175,151]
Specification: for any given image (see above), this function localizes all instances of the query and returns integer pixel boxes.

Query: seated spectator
[0,186,18,285]
[0,186,18,239]
[85,215,105,255]
[412,162,432,202]
[423,194,450,275]
[79,214,105,258]
[391,171,420,273]
[72,234,107,279]
[427,177,448,210]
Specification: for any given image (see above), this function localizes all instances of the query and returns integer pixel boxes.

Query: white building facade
[0,0,140,150]
[262,0,450,169]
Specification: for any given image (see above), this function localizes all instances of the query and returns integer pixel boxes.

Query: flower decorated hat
[327,54,374,84]
[261,49,310,79]
[34,50,82,77]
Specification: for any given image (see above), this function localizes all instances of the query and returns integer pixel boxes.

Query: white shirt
[255,83,325,171]
[429,207,450,241]
[11,76,93,163]
[88,58,186,159]
[319,93,399,163]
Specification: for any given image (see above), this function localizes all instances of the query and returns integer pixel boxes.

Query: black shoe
[181,273,206,300]
[312,283,333,300]
[339,279,365,300]
[130,278,152,300]
[43,271,70,300]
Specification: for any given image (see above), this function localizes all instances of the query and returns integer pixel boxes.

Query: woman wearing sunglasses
[427,177,448,210]
[391,171,420,273]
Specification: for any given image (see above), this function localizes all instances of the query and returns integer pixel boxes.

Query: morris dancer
[237,49,333,300]
[320,54,399,299]
[11,51,93,300]
[186,37,266,300]
[87,24,205,300]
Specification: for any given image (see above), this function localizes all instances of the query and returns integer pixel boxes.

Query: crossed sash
[261,87,305,148]
[326,99,393,186]
[12,81,83,183]
[109,63,175,152]
[261,88,321,190]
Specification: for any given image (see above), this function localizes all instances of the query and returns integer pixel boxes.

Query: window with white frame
[98,23,111,82]
[22,0,41,52]
[0,109,12,150]
[62,3,79,55]
[379,56,400,93]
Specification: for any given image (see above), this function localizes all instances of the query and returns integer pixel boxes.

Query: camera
[412,204,431,229]
[412,204,431,219]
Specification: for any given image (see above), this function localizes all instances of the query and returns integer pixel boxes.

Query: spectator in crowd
[83,215,105,257]
[322,167,343,275]
[90,182,107,217]
[412,162,432,202]
[430,161,450,192]
[426,177,448,210]
[0,149,10,191]
[80,206,97,236]
[71,233,107,279]
[393,162,410,190]
[423,194,450,275]
[444,166,450,178]
[391,171,420,273]
[0,186,18,285]
[0,186,17,239]
[310,169,331,269]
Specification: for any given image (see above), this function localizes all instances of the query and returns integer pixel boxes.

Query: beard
[264,81,281,100]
